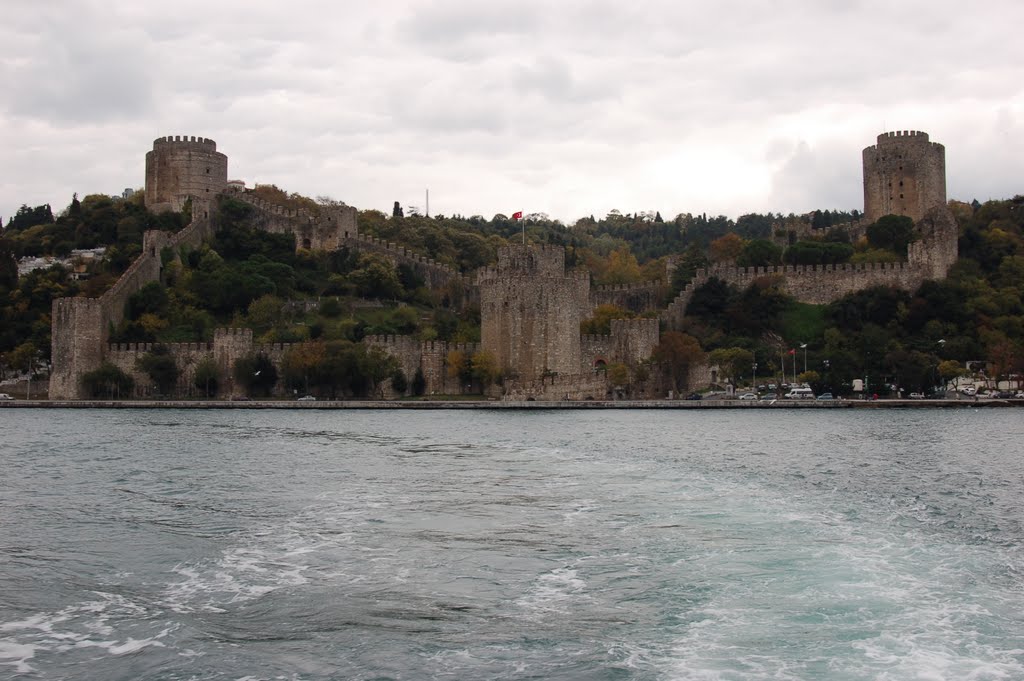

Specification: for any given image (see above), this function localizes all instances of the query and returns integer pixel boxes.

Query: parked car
[1015,391,1024,399]
[297,395,317,401]
[816,392,835,400]
[0,393,13,400]
[996,391,1015,399]
[685,392,702,401]
[738,392,758,400]
[908,392,924,399]
[961,386,977,396]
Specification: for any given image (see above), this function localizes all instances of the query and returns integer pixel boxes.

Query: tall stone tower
[478,244,590,382]
[145,136,228,213]
[862,130,945,223]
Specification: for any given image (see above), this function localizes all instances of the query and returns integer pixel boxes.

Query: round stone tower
[862,130,945,223]
[145,135,228,212]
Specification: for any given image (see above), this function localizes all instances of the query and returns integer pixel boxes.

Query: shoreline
[0,398,1019,409]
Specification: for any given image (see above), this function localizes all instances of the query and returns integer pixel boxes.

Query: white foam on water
[0,641,41,674]
[514,566,588,617]
[660,478,1024,681]
[0,593,173,673]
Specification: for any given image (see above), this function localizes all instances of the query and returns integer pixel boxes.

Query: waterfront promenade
[0,398,1019,409]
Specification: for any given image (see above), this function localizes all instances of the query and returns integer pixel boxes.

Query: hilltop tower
[478,244,590,381]
[145,136,228,212]
[862,130,945,223]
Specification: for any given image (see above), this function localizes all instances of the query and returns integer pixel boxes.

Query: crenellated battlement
[108,341,213,354]
[874,130,929,144]
[152,135,218,150]
[593,281,658,293]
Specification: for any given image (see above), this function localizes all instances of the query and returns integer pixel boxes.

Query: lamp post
[753,362,758,391]
[800,343,808,374]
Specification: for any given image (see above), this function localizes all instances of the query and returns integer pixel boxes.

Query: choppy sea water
[1,408,1022,680]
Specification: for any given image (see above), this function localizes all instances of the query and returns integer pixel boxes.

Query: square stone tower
[478,244,590,381]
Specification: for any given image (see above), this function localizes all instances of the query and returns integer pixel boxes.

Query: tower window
[206,168,210,174]
[900,193,904,199]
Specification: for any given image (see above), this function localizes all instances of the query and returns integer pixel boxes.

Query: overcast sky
[3,0,1023,225]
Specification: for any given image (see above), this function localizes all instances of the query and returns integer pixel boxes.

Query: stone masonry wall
[49,204,215,399]
[478,244,590,381]
[364,334,481,395]
[590,281,663,314]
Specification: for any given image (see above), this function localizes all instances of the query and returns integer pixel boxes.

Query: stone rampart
[106,341,214,398]
[231,193,358,252]
[364,334,481,395]
[49,208,214,399]
[501,371,608,401]
[590,280,663,314]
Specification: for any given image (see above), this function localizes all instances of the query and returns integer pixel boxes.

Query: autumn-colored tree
[471,350,500,388]
[602,245,643,285]
[707,347,754,386]
[709,233,745,264]
[281,341,327,395]
[581,304,632,335]
[607,362,629,388]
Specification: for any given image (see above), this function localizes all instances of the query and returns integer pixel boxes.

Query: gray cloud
[3,0,1024,226]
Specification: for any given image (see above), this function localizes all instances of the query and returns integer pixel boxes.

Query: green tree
[234,354,278,397]
[81,362,134,398]
[653,331,704,395]
[866,214,915,255]
[391,368,408,395]
[194,356,220,398]
[136,344,179,396]
[412,366,427,396]
[708,347,754,386]
[737,240,783,268]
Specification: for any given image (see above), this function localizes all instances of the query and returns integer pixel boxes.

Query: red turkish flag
[788,348,796,355]
[512,211,523,220]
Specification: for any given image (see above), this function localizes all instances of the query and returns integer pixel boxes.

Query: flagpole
[522,213,525,245]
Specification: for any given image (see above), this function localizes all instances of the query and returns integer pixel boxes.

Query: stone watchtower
[478,244,590,382]
[862,130,945,223]
[145,136,228,213]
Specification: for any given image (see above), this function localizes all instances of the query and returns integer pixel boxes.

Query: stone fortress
[49,131,958,400]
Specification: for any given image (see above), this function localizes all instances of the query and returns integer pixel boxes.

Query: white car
[961,386,977,396]
[0,393,13,400]
[738,393,758,400]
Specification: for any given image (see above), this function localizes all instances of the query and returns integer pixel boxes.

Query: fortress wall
[364,334,481,395]
[232,192,359,252]
[610,318,660,366]
[589,280,664,314]
[106,342,214,398]
[501,371,608,401]
[213,328,255,397]
[580,335,613,371]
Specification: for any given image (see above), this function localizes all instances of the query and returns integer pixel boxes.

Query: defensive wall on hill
[589,281,664,314]
[661,205,958,329]
[49,200,216,399]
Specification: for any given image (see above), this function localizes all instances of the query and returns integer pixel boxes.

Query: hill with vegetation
[2,189,1021,396]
